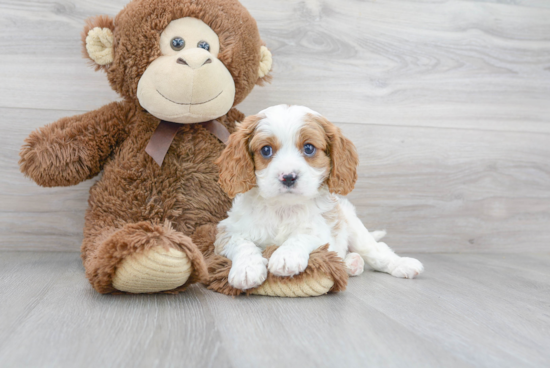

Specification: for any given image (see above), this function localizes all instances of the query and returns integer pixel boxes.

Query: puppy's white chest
[271,224,297,246]
[251,204,311,246]
[264,210,332,249]
[256,214,302,247]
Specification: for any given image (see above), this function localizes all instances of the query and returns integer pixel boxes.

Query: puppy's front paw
[228,256,268,290]
[389,257,424,279]
[268,247,309,277]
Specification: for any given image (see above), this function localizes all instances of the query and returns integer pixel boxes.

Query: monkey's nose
[280,173,298,187]
[176,56,212,69]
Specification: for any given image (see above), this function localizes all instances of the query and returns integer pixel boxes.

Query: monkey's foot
[112,246,193,293]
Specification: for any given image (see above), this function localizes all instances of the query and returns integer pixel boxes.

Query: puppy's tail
[370,230,387,242]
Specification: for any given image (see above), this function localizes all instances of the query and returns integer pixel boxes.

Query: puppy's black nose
[281,173,298,187]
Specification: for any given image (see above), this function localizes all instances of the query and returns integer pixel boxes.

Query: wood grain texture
[0,108,93,251]
[345,123,550,252]
[0,0,549,253]
[0,0,549,131]
[0,251,549,367]
[2,107,549,252]
[0,252,230,368]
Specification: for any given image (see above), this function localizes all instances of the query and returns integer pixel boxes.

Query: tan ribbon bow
[145,120,230,166]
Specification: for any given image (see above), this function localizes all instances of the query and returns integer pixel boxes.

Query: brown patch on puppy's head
[306,114,358,195]
[250,131,281,171]
[297,119,331,172]
[216,114,263,197]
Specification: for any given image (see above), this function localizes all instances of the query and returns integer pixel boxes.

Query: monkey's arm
[19,101,132,187]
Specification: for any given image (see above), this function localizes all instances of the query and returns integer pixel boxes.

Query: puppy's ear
[310,114,359,195]
[82,15,115,71]
[216,115,262,198]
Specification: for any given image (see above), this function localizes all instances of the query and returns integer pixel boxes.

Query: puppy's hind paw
[228,256,268,290]
[389,257,424,279]
[345,252,365,276]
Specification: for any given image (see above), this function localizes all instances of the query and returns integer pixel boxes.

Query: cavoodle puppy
[215,105,424,290]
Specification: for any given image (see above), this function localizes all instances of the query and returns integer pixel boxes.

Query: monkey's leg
[82,221,208,294]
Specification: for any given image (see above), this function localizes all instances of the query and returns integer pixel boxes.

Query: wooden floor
[0,251,548,368]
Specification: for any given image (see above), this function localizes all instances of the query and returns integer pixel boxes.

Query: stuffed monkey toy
[20,0,347,296]
[20,0,273,294]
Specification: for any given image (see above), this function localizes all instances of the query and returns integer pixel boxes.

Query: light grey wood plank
[344,122,550,252]
[0,212,85,251]
[0,0,549,133]
[0,252,78,349]
[0,108,94,251]
[0,252,231,368]
[2,106,549,252]
[1,251,549,367]
[349,253,550,367]
[240,0,550,133]
[196,285,470,368]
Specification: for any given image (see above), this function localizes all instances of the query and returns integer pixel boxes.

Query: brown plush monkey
[19,0,273,294]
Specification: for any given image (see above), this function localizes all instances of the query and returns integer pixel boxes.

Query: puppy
[215,105,424,290]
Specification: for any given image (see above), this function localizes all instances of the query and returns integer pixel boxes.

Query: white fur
[216,105,424,290]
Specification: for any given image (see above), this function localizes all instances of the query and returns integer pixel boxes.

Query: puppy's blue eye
[171,37,185,51]
[260,145,273,158]
[197,41,210,51]
[303,143,316,157]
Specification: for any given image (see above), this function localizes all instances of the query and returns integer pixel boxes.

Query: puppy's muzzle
[280,173,298,187]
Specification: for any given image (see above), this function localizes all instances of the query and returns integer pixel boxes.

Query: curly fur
[306,114,359,195]
[215,114,262,198]
[81,15,116,71]
[86,0,271,106]
[19,102,131,187]
[213,105,425,291]
[86,221,209,294]
[19,0,268,294]
[195,224,348,296]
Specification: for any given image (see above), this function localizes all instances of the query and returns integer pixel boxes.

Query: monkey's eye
[171,37,185,51]
[197,41,210,51]
[303,144,316,157]
[260,146,273,158]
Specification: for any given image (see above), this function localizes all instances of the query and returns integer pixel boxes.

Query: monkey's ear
[81,15,115,70]
[256,45,273,85]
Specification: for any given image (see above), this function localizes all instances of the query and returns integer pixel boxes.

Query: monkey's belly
[86,145,231,235]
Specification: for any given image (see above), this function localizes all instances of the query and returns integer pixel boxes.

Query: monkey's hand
[19,102,131,187]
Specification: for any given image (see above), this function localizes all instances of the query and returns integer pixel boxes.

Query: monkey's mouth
[156,90,223,106]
